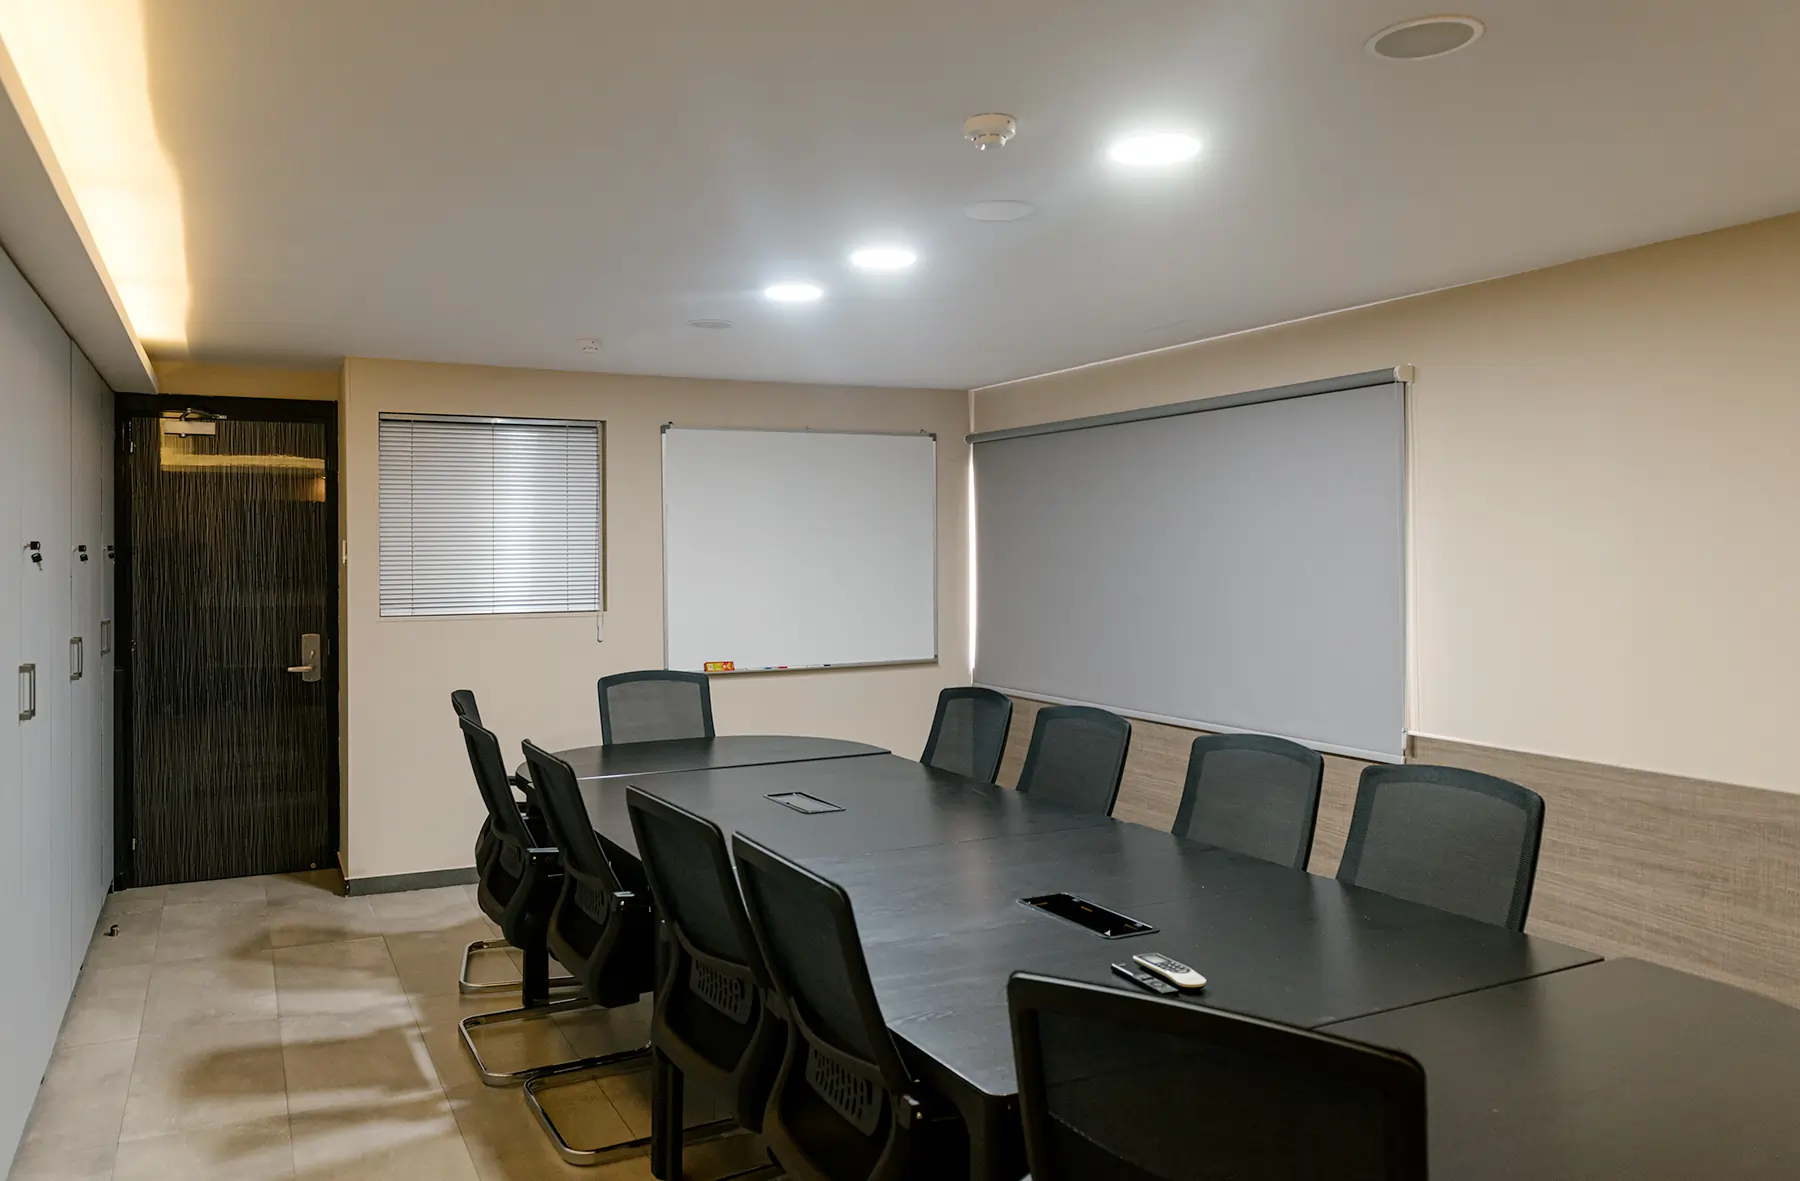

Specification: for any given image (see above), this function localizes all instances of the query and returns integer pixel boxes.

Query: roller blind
[379,414,601,617]
[973,377,1405,762]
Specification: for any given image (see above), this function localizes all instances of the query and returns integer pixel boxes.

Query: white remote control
[1132,952,1207,990]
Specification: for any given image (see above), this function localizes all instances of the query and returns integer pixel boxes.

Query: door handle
[18,664,36,720]
[286,633,323,683]
[70,637,83,681]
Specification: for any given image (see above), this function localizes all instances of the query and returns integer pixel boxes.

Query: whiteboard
[662,427,937,673]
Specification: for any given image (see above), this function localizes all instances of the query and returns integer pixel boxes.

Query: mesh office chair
[1015,705,1132,817]
[453,689,498,871]
[453,690,555,994]
[1173,734,1325,870]
[732,835,969,1181]
[1008,973,1428,1181]
[598,670,715,745]
[627,788,786,1179]
[457,716,581,1080]
[1337,764,1546,931]
[919,687,1013,784]
[506,741,664,1161]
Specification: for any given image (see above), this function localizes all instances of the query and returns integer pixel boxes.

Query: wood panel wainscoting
[995,696,1800,1009]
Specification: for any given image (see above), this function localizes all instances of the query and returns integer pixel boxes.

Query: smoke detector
[964,113,1017,150]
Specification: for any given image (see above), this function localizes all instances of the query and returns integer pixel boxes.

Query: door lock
[286,633,323,683]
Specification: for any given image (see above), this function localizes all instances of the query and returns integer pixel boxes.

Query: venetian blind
[378,414,601,616]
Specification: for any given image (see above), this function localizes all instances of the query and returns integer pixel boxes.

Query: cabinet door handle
[70,637,84,681]
[100,620,112,656]
[18,664,36,720]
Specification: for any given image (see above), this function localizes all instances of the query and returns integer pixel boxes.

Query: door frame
[113,393,340,889]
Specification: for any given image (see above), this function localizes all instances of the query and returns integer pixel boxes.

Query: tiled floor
[8,873,763,1181]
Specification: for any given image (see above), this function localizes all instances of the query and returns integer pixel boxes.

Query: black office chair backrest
[1173,733,1325,870]
[1015,705,1132,816]
[627,788,764,977]
[1008,973,1428,1181]
[520,739,623,896]
[629,788,781,1129]
[1338,763,1546,931]
[598,670,715,745]
[450,687,483,727]
[919,687,1013,784]
[460,715,535,854]
[732,834,912,1123]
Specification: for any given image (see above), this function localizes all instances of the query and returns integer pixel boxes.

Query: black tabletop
[581,753,1113,861]
[806,831,1597,1100]
[526,734,886,783]
[1324,958,1800,1180]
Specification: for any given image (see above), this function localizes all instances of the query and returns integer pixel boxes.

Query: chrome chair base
[459,997,642,1087]
[460,937,578,995]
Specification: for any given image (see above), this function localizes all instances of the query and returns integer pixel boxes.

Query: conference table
[1323,957,1800,1179]
[568,744,1618,1179]
[536,734,887,783]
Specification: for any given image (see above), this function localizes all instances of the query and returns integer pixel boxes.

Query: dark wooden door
[123,406,335,885]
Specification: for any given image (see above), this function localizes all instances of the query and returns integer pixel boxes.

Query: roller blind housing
[379,414,602,617]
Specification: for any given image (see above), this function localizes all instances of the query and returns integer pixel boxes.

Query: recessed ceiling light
[964,200,1035,222]
[688,318,734,329]
[849,245,918,272]
[764,282,824,303]
[1366,16,1484,60]
[1107,132,1203,167]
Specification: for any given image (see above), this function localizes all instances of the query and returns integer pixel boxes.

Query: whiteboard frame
[660,424,939,675]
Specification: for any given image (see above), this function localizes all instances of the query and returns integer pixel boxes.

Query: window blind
[972,377,1405,762]
[378,414,601,616]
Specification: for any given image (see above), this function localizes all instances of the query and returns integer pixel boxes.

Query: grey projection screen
[971,370,1406,762]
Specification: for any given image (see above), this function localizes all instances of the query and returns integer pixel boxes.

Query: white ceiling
[128,0,1800,388]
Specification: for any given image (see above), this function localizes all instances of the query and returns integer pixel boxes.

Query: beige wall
[974,212,1800,796]
[341,357,969,880]
[153,359,339,400]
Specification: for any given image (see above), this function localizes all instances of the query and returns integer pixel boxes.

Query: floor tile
[21,1038,138,1149]
[82,911,161,969]
[102,887,168,920]
[386,926,517,1005]
[59,964,152,1048]
[287,1098,480,1181]
[119,1019,287,1142]
[368,886,483,936]
[154,901,271,963]
[552,1000,651,1060]
[597,1065,726,1141]
[17,873,696,1181]
[110,1115,295,1181]
[272,937,406,1017]
[413,996,580,1095]
[448,1075,636,1180]
[142,952,280,1031]
[5,1134,118,1180]
[266,893,384,949]
[280,1003,441,1117]
[255,870,346,903]
[163,877,269,906]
